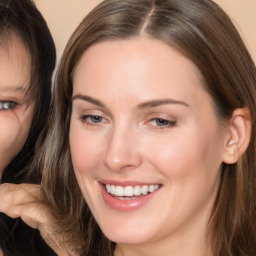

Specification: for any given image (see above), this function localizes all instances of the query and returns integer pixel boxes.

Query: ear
[222,108,252,164]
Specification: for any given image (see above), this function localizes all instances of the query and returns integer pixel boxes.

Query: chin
[100,222,155,245]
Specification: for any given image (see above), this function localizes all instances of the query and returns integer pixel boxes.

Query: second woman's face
[70,38,229,246]
[0,34,34,175]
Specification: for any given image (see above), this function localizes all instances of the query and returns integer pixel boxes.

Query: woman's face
[0,33,34,175]
[70,38,229,247]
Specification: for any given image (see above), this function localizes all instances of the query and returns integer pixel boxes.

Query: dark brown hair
[38,0,256,255]
[0,0,56,255]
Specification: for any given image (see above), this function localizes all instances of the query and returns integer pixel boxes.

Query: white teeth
[124,186,133,196]
[105,184,160,197]
[115,186,124,196]
[134,186,141,196]
[106,184,111,193]
[141,185,148,195]
[149,185,155,192]
[110,185,115,195]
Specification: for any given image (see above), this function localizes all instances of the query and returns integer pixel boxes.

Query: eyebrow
[138,98,190,109]
[72,94,106,107]
[2,85,28,95]
[72,94,189,109]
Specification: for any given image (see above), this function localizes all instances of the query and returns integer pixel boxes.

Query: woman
[0,1,74,255]
[39,0,256,255]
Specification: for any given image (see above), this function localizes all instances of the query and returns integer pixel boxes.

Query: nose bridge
[103,121,141,172]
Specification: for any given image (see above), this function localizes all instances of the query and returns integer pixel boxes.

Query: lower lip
[100,184,161,211]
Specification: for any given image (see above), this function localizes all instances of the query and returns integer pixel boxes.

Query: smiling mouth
[104,184,161,199]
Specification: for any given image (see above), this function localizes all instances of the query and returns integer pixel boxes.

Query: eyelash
[79,114,176,130]
[0,101,18,111]
[148,118,177,130]
[79,115,107,126]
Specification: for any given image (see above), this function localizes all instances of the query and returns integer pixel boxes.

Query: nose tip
[105,157,135,172]
[103,131,142,172]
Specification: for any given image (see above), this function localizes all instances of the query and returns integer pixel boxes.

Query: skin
[70,37,234,256]
[0,33,34,175]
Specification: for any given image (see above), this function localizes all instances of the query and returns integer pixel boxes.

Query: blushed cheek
[146,132,220,180]
[70,126,103,175]
[143,134,194,177]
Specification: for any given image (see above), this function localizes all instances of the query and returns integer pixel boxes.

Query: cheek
[144,127,223,181]
[69,122,105,211]
[142,130,223,222]
[0,123,19,173]
[0,103,34,172]
[0,115,31,173]
[69,122,103,175]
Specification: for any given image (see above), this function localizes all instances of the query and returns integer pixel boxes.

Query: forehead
[73,38,207,101]
[0,32,31,94]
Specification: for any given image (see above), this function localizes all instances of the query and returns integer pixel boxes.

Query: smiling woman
[70,38,224,224]
[38,0,256,255]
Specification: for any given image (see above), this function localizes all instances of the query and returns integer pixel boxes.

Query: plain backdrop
[34,0,256,64]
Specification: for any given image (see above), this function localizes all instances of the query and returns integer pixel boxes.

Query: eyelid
[76,108,110,129]
[149,118,176,127]
[79,114,108,123]
[144,113,177,130]
[146,112,176,122]
[72,102,113,122]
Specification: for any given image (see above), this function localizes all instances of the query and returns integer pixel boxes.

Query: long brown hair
[37,0,256,255]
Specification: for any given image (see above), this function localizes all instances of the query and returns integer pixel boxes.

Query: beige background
[34,0,256,64]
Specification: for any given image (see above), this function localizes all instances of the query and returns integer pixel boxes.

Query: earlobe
[222,108,251,164]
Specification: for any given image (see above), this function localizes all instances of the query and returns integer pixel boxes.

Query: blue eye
[150,118,176,128]
[155,118,171,126]
[79,115,105,124]
[0,101,17,110]
[88,115,103,123]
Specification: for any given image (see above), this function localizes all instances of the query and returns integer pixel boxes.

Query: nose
[103,126,142,172]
